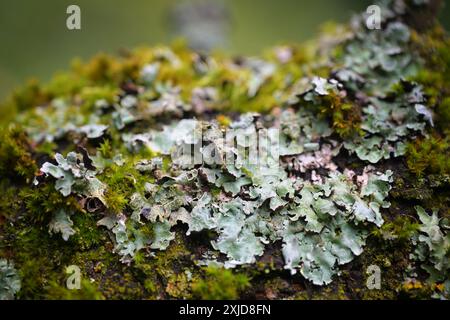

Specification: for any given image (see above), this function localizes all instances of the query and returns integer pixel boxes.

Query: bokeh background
[0,0,449,101]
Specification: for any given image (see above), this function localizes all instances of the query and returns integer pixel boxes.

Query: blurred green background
[0,0,449,101]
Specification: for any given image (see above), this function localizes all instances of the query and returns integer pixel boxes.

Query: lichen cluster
[0,0,449,299]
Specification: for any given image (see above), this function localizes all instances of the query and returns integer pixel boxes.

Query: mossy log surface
[0,0,449,300]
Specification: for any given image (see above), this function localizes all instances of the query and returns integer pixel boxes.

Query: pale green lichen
[0,259,21,300]
[412,206,450,283]
[48,209,76,241]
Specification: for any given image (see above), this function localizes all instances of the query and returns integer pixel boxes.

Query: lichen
[0,259,21,300]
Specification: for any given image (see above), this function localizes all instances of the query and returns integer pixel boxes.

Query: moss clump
[132,233,195,299]
[192,267,250,300]
[4,79,49,113]
[70,212,106,250]
[354,239,411,300]
[165,272,191,299]
[44,279,105,300]
[406,136,450,177]
[372,215,420,242]
[18,183,81,224]
[296,283,349,300]
[0,125,37,182]
[411,25,450,133]
[405,25,450,181]
[305,92,363,139]
[4,222,72,299]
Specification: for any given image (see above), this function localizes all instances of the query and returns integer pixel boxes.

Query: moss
[216,114,231,127]
[44,73,86,99]
[70,212,106,251]
[391,176,432,201]
[73,53,121,85]
[98,139,114,159]
[191,266,250,300]
[19,183,81,224]
[4,222,73,299]
[397,279,440,299]
[406,135,450,177]
[78,86,119,115]
[304,92,363,139]
[4,79,50,113]
[143,278,158,295]
[98,160,152,213]
[296,212,420,300]
[330,102,362,138]
[98,271,145,300]
[165,272,191,299]
[0,125,37,183]
[104,189,129,214]
[296,283,349,300]
[132,233,195,299]
[4,210,145,300]
[373,215,419,242]
[410,25,450,133]
[44,279,105,300]
[350,229,416,300]
[70,245,146,300]
[0,182,23,222]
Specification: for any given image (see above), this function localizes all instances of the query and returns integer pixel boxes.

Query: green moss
[304,92,363,139]
[296,283,349,300]
[19,183,81,224]
[73,53,121,85]
[437,97,450,134]
[70,212,106,251]
[0,182,23,222]
[165,272,192,299]
[411,25,450,133]
[98,160,153,213]
[132,233,195,299]
[373,215,419,242]
[4,223,72,299]
[44,279,105,300]
[4,79,49,113]
[353,231,415,299]
[406,136,450,177]
[78,86,118,114]
[331,102,362,138]
[98,271,145,300]
[98,139,113,158]
[0,125,37,183]
[44,73,86,99]
[191,266,250,300]
[70,246,145,300]
[104,189,128,214]
[2,204,145,300]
